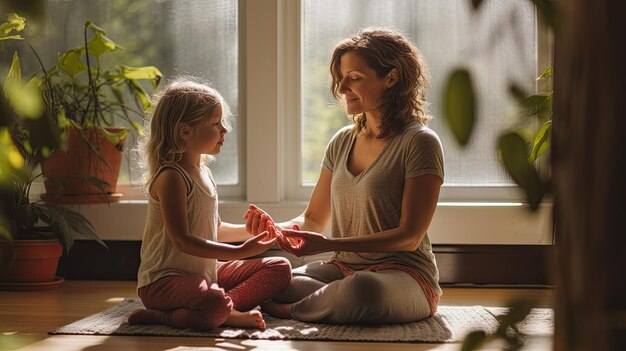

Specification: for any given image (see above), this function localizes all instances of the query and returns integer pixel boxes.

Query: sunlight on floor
[105,297,126,303]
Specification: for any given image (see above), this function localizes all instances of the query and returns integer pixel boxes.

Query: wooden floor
[0,281,553,351]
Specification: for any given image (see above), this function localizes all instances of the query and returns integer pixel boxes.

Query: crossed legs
[128,257,291,330]
[262,261,432,324]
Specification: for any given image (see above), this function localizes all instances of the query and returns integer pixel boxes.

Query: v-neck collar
[344,132,396,182]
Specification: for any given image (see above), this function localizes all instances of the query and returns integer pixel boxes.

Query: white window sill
[63,200,553,245]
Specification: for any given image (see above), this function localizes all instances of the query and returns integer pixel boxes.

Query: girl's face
[338,51,392,118]
[190,104,227,155]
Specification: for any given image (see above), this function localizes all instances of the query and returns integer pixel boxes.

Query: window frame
[39,0,554,245]
[285,1,554,201]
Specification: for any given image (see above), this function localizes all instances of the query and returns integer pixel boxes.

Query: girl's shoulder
[149,164,193,199]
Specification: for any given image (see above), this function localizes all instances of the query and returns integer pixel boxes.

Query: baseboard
[57,241,553,286]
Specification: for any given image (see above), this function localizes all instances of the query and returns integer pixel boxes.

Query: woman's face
[338,51,391,118]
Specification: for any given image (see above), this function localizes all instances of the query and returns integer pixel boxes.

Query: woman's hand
[235,231,277,258]
[277,228,331,257]
[243,204,278,235]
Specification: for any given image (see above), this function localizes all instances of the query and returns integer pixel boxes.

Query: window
[4,0,553,244]
[13,0,240,196]
[299,0,545,200]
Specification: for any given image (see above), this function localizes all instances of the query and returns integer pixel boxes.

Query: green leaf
[22,203,37,228]
[3,52,45,119]
[528,120,552,163]
[461,330,488,351]
[45,206,73,254]
[57,214,74,255]
[128,80,152,111]
[498,132,545,210]
[98,127,128,145]
[0,35,24,41]
[85,21,106,35]
[519,94,551,118]
[0,13,26,35]
[443,68,476,146]
[0,127,24,171]
[85,22,122,57]
[130,120,143,133]
[121,65,163,88]
[538,65,552,79]
[0,215,12,241]
[62,210,107,249]
[4,51,22,88]
[58,49,87,78]
[32,205,51,225]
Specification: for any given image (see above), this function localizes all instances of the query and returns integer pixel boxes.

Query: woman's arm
[154,169,275,260]
[281,174,442,256]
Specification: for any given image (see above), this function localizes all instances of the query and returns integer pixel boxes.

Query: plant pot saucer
[0,276,64,291]
[41,193,123,205]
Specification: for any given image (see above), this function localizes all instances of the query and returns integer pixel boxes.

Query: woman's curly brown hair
[330,27,430,138]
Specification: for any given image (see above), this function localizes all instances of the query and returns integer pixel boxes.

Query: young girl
[128,76,292,330]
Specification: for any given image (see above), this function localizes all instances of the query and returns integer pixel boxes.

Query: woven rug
[49,299,553,342]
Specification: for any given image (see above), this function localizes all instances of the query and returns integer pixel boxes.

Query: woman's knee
[339,272,386,304]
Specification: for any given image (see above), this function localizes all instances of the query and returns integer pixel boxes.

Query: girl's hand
[243,204,278,235]
[237,231,277,258]
[267,225,299,252]
[278,229,330,257]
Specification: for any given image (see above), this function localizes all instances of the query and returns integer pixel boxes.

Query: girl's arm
[280,174,442,256]
[217,220,254,243]
[154,169,275,260]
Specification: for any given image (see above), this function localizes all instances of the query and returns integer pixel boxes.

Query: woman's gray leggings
[273,261,431,324]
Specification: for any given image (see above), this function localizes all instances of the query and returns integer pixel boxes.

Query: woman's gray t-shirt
[322,121,444,294]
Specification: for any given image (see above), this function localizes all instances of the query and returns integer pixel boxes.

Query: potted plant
[0,14,106,290]
[34,20,162,204]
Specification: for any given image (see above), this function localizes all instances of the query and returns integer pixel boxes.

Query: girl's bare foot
[222,309,266,329]
[261,301,293,319]
[128,309,166,325]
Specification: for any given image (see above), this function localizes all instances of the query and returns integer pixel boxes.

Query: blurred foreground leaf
[443,68,476,146]
[498,132,545,210]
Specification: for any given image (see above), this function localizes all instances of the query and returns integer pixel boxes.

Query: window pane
[301,0,536,186]
[12,0,239,185]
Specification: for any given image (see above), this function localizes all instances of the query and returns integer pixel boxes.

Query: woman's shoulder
[401,121,441,143]
[327,124,355,147]
[334,124,355,138]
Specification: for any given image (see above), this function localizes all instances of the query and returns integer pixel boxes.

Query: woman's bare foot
[261,301,293,319]
[222,309,266,329]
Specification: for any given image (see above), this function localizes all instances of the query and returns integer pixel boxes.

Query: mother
[247,27,444,324]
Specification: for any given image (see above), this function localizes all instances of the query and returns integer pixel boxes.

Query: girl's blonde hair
[137,76,233,187]
[330,27,430,138]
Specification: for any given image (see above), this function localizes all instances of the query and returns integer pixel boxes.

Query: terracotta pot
[41,126,127,204]
[0,239,62,284]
